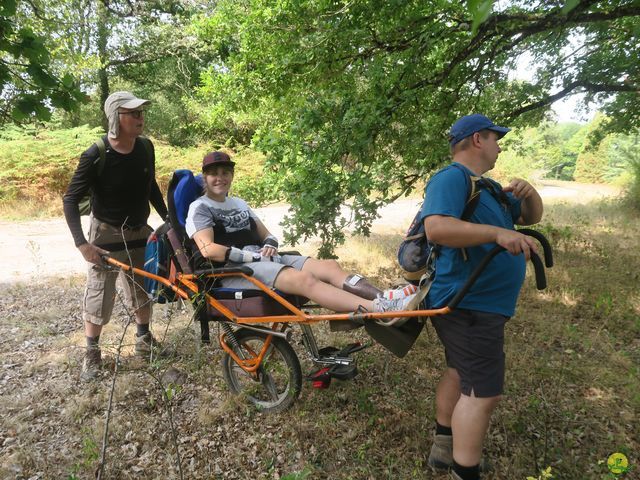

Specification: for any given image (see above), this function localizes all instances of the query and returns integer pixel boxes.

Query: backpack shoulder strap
[450,164,482,262]
[461,175,482,221]
[138,135,154,169]
[94,137,107,176]
[449,163,480,221]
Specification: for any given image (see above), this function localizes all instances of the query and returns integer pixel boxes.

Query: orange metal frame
[104,257,450,375]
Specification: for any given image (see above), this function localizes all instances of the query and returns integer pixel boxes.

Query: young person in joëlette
[185,151,419,317]
[63,91,169,382]
[422,114,543,480]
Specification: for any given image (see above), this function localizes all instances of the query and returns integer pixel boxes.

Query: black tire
[220,329,302,413]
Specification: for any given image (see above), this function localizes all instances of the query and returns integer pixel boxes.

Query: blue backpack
[143,223,176,303]
[143,170,204,302]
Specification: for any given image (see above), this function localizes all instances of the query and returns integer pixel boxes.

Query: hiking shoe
[380,283,419,300]
[135,332,169,358]
[428,434,453,471]
[428,434,491,473]
[80,347,102,382]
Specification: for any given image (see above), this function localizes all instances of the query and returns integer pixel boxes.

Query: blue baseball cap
[448,114,511,146]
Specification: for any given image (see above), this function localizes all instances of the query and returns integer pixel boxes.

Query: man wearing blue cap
[421,114,543,479]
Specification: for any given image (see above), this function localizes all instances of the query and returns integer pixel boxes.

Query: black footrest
[317,346,339,356]
[328,363,358,381]
[338,342,367,356]
[317,342,367,358]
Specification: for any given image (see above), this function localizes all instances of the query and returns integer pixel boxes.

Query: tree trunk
[96,0,110,131]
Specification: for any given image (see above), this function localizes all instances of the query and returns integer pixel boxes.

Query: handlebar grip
[517,228,553,268]
[529,251,546,290]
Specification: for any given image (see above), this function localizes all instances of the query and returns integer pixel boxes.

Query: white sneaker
[381,284,418,300]
[372,292,419,313]
[372,292,421,326]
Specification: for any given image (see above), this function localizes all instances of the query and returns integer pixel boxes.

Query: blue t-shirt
[420,163,526,317]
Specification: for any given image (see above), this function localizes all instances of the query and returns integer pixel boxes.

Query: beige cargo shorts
[82,217,153,326]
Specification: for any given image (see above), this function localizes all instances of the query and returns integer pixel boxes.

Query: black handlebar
[448,230,552,310]
[530,251,546,290]
[517,228,554,267]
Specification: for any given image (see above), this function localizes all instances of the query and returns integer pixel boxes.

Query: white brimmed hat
[104,91,151,138]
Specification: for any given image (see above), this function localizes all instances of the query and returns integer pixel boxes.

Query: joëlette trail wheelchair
[103,169,554,413]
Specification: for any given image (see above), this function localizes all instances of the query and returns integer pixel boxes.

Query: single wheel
[220,329,302,413]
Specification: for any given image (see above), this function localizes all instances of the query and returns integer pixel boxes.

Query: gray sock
[136,323,150,337]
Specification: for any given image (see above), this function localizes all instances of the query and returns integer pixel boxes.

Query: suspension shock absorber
[221,322,246,360]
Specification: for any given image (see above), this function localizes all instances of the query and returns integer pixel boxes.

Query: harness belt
[94,238,148,252]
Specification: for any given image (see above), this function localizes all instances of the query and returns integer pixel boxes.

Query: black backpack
[397,169,482,285]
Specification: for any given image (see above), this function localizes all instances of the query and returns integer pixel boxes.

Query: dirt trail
[0,181,620,283]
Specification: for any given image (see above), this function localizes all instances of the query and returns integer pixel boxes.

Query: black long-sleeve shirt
[63,136,168,246]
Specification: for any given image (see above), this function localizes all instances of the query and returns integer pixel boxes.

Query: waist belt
[95,238,148,252]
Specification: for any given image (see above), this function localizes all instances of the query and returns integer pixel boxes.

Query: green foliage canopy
[195,0,640,256]
[3,0,211,143]
[0,0,85,122]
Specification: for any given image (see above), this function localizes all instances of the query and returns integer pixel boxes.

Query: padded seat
[207,288,308,318]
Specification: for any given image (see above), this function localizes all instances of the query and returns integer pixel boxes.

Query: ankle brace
[342,274,382,301]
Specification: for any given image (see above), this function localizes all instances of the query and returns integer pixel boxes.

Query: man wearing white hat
[63,91,169,381]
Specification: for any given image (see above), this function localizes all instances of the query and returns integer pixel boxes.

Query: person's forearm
[198,242,229,262]
[424,215,503,248]
[192,230,236,262]
[62,199,88,246]
[150,181,168,220]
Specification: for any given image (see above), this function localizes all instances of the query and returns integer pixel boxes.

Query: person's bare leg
[301,258,349,288]
[436,368,461,427]
[451,392,501,466]
[84,321,103,339]
[134,304,151,325]
[274,268,372,312]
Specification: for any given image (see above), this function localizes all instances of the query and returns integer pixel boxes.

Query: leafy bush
[627,156,640,209]
[0,125,104,204]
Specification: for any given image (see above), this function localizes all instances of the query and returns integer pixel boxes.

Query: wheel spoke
[221,330,302,413]
[261,370,280,401]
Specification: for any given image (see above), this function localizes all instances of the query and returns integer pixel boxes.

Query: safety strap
[94,238,148,252]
